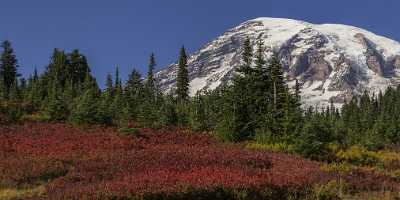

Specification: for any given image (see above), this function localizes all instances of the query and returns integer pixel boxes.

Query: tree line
[1,39,400,161]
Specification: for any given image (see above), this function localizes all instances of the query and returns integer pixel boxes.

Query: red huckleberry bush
[1,122,399,200]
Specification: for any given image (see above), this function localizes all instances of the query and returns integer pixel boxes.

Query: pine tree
[268,54,288,135]
[46,49,69,90]
[27,68,41,107]
[125,68,144,120]
[125,69,143,96]
[0,40,19,99]
[68,49,90,86]
[217,38,255,141]
[97,73,116,125]
[269,54,286,111]
[146,53,156,90]
[236,37,253,76]
[9,79,20,102]
[45,79,68,121]
[19,78,27,100]
[176,46,189,102]
[252,37,271,126]
[69,72,99,124]
[105,73,114,97]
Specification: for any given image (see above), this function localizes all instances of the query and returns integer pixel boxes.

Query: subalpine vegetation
[2,38,400,199]
[1,38,400,159]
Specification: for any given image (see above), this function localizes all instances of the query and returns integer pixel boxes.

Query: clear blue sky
[1,0,399,86]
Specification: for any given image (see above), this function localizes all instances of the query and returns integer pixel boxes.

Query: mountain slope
[156,17,400,107]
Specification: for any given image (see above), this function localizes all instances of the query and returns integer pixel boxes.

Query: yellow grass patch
[0,186,45,200]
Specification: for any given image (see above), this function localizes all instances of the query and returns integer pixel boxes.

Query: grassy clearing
[0,185,45,200]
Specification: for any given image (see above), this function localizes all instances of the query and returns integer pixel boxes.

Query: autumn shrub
[1,123,399,200]
[0,123,330,200]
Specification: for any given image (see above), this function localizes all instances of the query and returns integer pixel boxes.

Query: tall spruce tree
[125,68,144,120]
[236,37,253,76]
[105,73,114,97]
[252,37,270,126]
[0,40,19,99]
[68,49,90,88]
[217,38,255,142]
[69,71,99,124]
[147,53,156,90]
[176,46,189,102]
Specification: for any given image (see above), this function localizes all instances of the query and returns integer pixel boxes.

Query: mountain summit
[156,17,400,107]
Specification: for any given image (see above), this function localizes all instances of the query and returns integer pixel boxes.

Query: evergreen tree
[9,79,20,102]
[252,37,271,127]
[125,68,144,120]
[0,40,19,99]
[146,53,156,90]
[176,46,189,102]
[268,54,288,134]
[68,49,90,86]
[236,37,253,76]
[105,73,114,97]
[19,78,27,100]
[45,49,69,90]
[45,79,69,121]
[27,68,41,107]
[69,72,99,124]
[216,38,255,141]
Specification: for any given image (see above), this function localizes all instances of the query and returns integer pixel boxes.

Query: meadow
[0,122,399,200]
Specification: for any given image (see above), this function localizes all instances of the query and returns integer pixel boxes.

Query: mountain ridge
[156,17,400,107]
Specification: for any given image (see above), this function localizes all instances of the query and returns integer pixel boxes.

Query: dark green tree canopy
[176,46,189,102]
[0,40,19,99]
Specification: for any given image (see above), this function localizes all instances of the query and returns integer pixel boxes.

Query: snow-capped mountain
[156,17,400,107]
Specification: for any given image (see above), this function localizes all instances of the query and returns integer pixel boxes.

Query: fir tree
[125,68,144,120]
[105,73,114,97]
[68,49,90,86]
[0,40,19,99]
[69,72,99,124]
[9,79,20,102]
[45,79,69,121]
[176,46,189,102]
[217,38,255,141]
[146,53,156,90]
[236,37,253,76]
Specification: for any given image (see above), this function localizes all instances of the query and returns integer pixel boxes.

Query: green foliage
[3,37,400,170]
[314,180,344,200]
[294,115,336,161]
[188,90,221,131]
[0,40,18,99]
[0,102,24,122]
[146,53,156,90]
[335,146,381,166]
[69,88,99,125]
[176,46,189,102]
[118,127,140,137]
[246,142,294,153]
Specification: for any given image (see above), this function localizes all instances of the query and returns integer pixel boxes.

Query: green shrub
[118,127,140,137]
[320,162,354,175]
[294,119,336,161]
[314,180,345,200]
[246,142,294,153]
[335,146,380,166]
[21,113,51,122]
